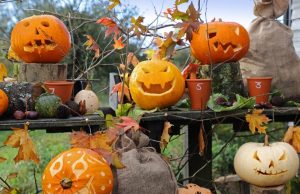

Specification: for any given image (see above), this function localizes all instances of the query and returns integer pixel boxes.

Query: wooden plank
[0,114,105,131]
[17,63,67,82]
[214,174,249,194]
[249,185,285,194]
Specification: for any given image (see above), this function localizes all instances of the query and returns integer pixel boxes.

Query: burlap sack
[113,130,178,194]
[240,0,300,97]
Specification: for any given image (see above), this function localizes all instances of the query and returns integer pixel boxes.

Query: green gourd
[35,93,61,118]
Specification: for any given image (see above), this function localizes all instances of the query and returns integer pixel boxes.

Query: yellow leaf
[144,49,155,60]
[0,63,8,81]
[245,109,270,134]
[108,0,120,10]
[7,47,21,62]
[160,121,172,150]
[113,36,126,50]
[284,126,300,153]
[3,123,40,164]
[111,152,125,169]
[84,35,101,58]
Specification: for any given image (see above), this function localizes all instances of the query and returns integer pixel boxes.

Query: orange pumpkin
[11,15,71,63]
[42,148,113,194]
[129,59,185,110]
[178,183,212,194]
[190,21,250,64]
[0,89,9,116]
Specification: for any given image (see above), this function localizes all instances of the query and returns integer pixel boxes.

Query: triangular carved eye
[235,27,240,36]
[279,152,286,161]
[208,32,217,39]
[253,151,261,162]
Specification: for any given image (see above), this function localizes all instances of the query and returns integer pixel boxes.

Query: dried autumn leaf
[115,116,140,132]
[0,156,7,163]
[4,123,40,164]
[108,0,120,10]
[283,126,300,153]
[110,82,131,103]
[113,36,126,50]
[130,16,147,38]
[7,172,18,179]
[119,63,126,72]
[175,0,189,5]
[70,130,90,148]
[127,52,139,66]
[181,63,200,79]
[111,152,125,169]
[84,35,100,58]
[199,127,205,156]
[245,109,270,134]
[96,17,120,37]
[0,63,8,81]
[90,131,112,152]
[160,121,173,150]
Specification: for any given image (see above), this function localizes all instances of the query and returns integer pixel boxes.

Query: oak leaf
[3,123,40,164]
[0,63,8,81]
[113,36,126,50]
[96,17,120,37]
[283,126,300,153]
[130,16,147,38]
[108,0,120,10]
[84,35,100,58]
[160,121,173,150]
[245,109,270,134]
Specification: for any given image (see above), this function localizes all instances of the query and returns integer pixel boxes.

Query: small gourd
[74,83,99,114]
[35,93,61,118]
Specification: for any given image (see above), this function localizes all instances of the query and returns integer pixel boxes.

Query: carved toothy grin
[24,39,57,53]
[254,168,288,176]
[138,80,174,94]
[213,42,242,53]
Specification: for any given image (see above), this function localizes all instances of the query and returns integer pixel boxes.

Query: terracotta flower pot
[44,81,74,103]
[247,77,272,104]
[186,79,212,110]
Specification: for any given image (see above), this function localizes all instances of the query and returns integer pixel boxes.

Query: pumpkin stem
[60,178,72,189]
[264,135,270,146]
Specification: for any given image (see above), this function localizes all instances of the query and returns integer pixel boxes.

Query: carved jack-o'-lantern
[42,148,113,194]
[234,136,299,187]
[129,59,185,110]
[178,183,212,194]
[11,15,71,63]
[190,21,250,64]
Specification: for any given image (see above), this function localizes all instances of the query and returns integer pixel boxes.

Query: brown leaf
[127,52,139,67]
[113,36,126,50]
[96,17,120,37]
[108,0,120,10]
[0,156,7,163]
[0,63,8,81]
[70,130,90,148]
[245,109,270,134]
[84,35,101,58]
[7,172,18,179]
[284,126,300,153]
[199,127,205,156]
[3,123,40,164]
[90,131,112,152]
[160,121,172,150]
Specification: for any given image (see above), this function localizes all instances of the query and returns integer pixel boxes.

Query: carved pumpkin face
[190,21,250,64]
[178,183,212,194]
[11,15,71,63]
[234,141,299,187]
[129,59,185,110]
[42,148,113,194]
[0,89,9,116]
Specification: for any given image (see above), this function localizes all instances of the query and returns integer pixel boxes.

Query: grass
[0,130,70,193]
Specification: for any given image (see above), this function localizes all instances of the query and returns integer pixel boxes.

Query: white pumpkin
[74,84,100,114]
[234,136,299,187]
